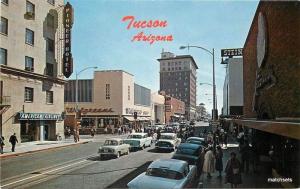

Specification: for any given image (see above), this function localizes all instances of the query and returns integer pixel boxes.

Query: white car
[155,133,181,151]
[127,159,197,189]
[98,138,130,159]
[123,133,152,150]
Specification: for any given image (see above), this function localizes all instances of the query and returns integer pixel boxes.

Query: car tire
[116,152,120,158]
[141,145,145,150]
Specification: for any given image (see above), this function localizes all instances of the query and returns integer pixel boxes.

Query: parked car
[186,137,206,146]
[123,133,152,150]
[127,159,197,189]
[98,138,130,159]
[155,133,181,151]
[172,143,203,175]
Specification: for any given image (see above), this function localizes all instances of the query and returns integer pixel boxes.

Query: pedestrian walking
[9,133,18,152]
[225,152,242,188]
[215,145,223,177]
[202,146,215,178]
[0,136,5,154]
[198,148,206,176]
[240,140,250,173]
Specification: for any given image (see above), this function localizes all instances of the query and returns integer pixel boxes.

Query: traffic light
[134,112,137,120]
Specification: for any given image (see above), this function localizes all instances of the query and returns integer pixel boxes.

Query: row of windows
[1,0,55,7]
[162,61,189,66]
[0,48,54,76]
[162,66,189,71]
[24,87,53,104]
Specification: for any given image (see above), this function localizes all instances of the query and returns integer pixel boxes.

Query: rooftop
[157,55,199,69]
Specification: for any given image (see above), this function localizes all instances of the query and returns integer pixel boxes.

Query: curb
[0,141,91,159]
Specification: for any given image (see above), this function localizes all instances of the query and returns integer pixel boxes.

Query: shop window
[46,91,53,104]
[0,17,8,35]
[25,87,33,102]
[0,48,7,65]
[25,56,34,72]
[106,84,110,99]
[25,28,34,45]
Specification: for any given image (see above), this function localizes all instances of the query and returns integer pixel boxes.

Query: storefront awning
[123,116,136,121]
[234,119,300,140]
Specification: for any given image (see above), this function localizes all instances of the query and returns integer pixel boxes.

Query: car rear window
[146,168,183,180]
[176,147,199,156]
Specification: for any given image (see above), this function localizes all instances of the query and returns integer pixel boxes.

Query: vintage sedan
[127,159,197,189]
[172,143,203,175]
[98,138,130,159]
[186,137,207,147]
[123,133,152,150]
[155,133,181,151]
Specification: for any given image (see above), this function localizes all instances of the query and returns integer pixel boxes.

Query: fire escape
[0,96,11,115]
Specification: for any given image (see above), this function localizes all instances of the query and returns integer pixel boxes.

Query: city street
[0,133,174,189]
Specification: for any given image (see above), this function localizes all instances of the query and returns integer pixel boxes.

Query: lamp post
[180,45,218,121]
[75,66,98,114]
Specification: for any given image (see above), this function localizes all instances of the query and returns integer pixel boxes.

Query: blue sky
[67,0,259,114]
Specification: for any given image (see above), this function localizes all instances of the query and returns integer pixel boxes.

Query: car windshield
[128,135,142,139]
[104,140,119,146]
[146,168,183,180]
[160,135,174,140]
[176,147,198,156]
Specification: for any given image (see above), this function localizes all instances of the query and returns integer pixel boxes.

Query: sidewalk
[198,137,281,188]
[0,133,128,159]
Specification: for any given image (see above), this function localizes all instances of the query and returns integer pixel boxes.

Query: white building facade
[222,58,244,116]
[0,0,67,144]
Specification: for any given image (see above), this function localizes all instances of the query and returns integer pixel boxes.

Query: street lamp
[200,82,213,86]
[75,66,98,112]
[180,45,218,121]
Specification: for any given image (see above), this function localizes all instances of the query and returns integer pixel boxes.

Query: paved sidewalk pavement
[0,134,128,159]
[198,138,281,188]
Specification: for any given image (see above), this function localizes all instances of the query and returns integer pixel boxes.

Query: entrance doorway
[44,125,49,140]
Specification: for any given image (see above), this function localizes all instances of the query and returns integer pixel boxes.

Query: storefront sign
[221,48,243,57]
[66,107,114,114]
[19,113,63,120]
[63,2,74,78]
[126,108,149,116]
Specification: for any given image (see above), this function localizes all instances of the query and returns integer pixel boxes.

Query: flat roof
[95,70,134,76]
[157,55,199,69]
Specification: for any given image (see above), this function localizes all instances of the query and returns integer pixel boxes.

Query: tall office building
[0,0,67,143]
[157,51,198,120]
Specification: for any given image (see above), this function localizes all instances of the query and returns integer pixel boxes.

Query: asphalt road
[1,121,209,189]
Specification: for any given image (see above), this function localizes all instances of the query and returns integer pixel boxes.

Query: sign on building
[63,2,74,78]
[221,48,243,58]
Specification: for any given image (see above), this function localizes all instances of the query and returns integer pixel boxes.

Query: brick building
[234,1,300,187]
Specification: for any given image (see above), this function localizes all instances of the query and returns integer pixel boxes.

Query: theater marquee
[63,2,74,78]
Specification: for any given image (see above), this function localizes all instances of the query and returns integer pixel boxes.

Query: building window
[47,0,55,5]
[46,38,54,52]
[162,67,165,71]
[25,87,33,102]
[0,48,7,65]
[0,17,8,35]
[1,0,8,5]
[46,63,53,76]
[25,28,34,45]
[25,56,34,72]
[26,1,35,14]
[128,86,130,100]
[47,14,55,28]
[105,84,110,99]
[46,91,53,104]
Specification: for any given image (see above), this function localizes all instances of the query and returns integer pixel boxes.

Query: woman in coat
[215,145,223,177]
[225,152,242,188]
[202,146,215,178]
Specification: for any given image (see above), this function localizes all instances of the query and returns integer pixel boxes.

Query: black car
[171,143,203,175]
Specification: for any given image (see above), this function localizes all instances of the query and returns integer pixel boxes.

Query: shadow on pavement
[106,161,152,188]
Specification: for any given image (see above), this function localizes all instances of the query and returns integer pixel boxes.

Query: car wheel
[141,145,145,150]
[116,152,120,158]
